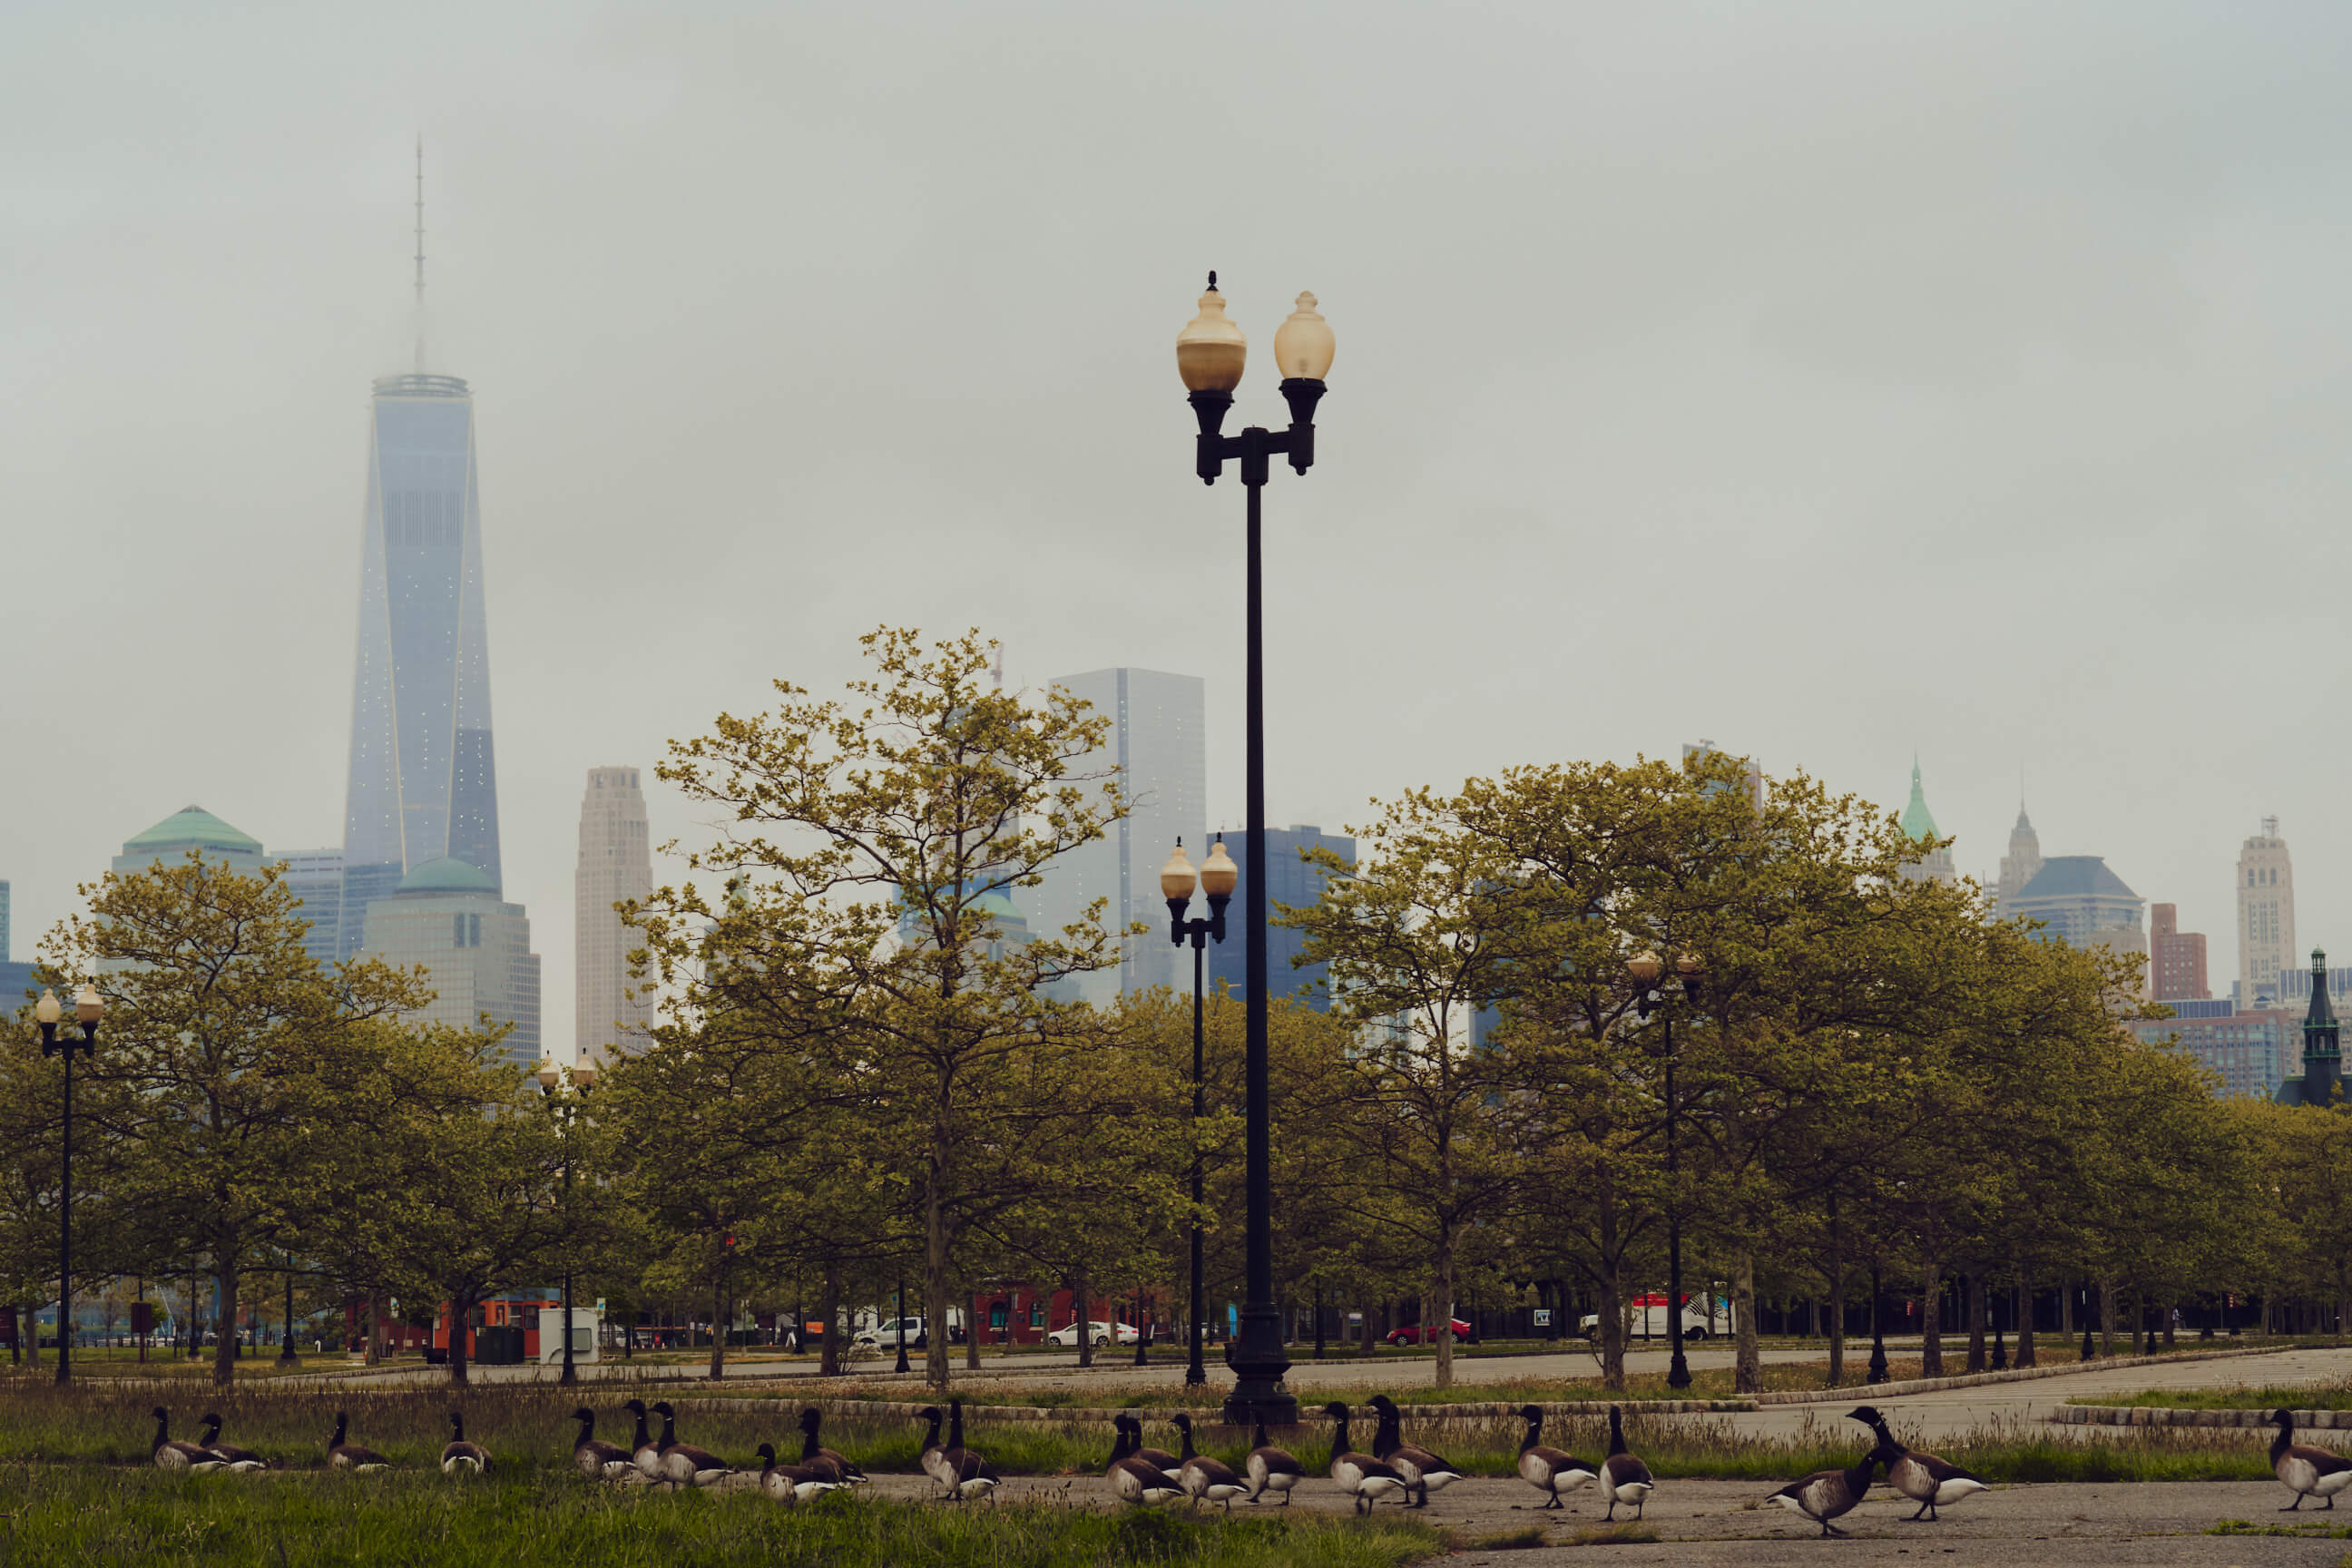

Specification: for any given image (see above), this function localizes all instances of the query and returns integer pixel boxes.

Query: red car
[1383,1318,1475,1345]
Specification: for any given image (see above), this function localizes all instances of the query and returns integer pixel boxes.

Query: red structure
[431,1293,561,1359]
[965,1287,1170,1348]
[2151,903,2210,1002]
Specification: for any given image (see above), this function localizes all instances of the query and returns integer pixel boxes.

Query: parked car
[1046,1319,1142,1348]
[1580,1295,1719,1341]
[1383,1318,1475,1346]
[853,1317,928,1350]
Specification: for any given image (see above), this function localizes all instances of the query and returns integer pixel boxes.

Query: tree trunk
[1358,1298,1375,1357]
[1919,1253,1944,1377]
[818,1264,841,1377]
[2015,1279,2037,1367]
[1435,1241,1456,1390]
[2059,1279,2073,1338]
[965,1279,981,1370]
[1965,1273,1986,1373]
[1732,1248,1761,1393]
[212,1252,240,1387]
[2099,1278,2116,1358]
[447,1294,471,1387]
[1826,1196,1847,1387]
[924,1112,952,1391]
[708,1269,728,1381]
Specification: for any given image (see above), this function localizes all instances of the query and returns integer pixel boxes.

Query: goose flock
[132,1394,2352,1533]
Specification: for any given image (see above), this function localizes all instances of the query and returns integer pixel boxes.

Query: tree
[633,627,1129,1389]
[42,854,434,1386]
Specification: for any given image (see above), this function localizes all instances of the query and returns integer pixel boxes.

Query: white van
[1579,1294,1721,1341]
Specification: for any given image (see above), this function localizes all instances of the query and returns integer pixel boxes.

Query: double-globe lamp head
[1161,836,1241,906]
[1625,951,1703,986]
[34,985,103,1030]
[537,1058,599,1093]
[1176,275,1334,445]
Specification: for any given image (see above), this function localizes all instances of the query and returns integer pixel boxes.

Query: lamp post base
[1220,1307,1297,1426]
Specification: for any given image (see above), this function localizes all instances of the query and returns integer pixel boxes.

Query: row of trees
[0,628,2337,1389]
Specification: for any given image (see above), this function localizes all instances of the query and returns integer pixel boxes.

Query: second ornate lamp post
[36,983,103,1386]
[1177,274,1332,1427]
[536,1059,598,1385]
[1627,952,1700,1392]
[1162,836,1238,1387]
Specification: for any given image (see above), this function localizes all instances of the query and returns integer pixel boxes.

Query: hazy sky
[9,2,2352,1053]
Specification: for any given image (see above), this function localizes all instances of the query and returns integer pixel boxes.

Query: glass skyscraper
[338,371,503,957]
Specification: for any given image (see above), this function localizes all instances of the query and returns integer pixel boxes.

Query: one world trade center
[337,154,503,957]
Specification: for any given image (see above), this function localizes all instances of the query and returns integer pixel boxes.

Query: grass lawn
[2074,1379,2352,1411]
[0,1463,1441,1568]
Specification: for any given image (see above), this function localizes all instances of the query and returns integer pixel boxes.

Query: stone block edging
[2056,1404,2352,1428]
[667,1395,1748,1424]
[1752,1343,2282,1406]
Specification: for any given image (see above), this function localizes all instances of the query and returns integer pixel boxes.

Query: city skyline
[16,7,2352,1054]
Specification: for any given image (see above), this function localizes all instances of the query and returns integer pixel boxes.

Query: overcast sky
[8,2,2352,1052]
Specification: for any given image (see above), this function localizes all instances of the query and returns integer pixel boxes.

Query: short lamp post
[1627,952,1700,1392]
[36,984,103,1386]
[1164,838,1236,1387]
[535,1059,598,1385]
[1867,1261,1890,1384]
[1177,274,1332,1428]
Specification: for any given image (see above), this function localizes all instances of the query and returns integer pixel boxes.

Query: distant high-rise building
[0,882,30,1014]
[1994,802,2043,920]
[114,807,269,880]
[270,848,345,969]
[0,878,10,961]
[359,857,541,1069]
[1894,757,1955,886]
[2128,1003,2298,1099]
[2238,818,2296,1008]
[1032,667,1205,1004]
[2150,903,2210,1002]
[575,767,654,1066]
[1206,826,1356,1011]
[1681,740,1762,804]
[2008,857,2145,973]
[338,166,502,959]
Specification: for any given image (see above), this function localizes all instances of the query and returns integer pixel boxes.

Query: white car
[1045,1319,1141,1348]
[854,1317,928,1349]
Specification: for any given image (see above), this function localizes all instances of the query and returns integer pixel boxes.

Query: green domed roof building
[113,806,268,878]
[1895,758,1956,887]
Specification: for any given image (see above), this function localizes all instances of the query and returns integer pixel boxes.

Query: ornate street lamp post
[536,1060,599,1385]
[1627,953,1701,1391]
[1176,275,1333,1427]
[36,984,103,1385]
[1867,1261,1890,1384]
[1162,838,1237,1387]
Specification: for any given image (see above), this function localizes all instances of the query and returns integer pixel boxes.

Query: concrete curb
[2055,1404,2352,1428]
[1750,1344,2285,1406]
[658,1395,1750,1424]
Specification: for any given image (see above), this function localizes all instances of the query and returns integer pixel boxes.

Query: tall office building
[2237,818,2296,1008]
[2008,855,2145,959]
[1894,757,1955,886]
[1205,825,1355,1011]
[360,857,541,1068]
[0,880,30,1010]
[270,848,345,968]
[114,807,269,879]
[576,767,654,1065]
[1032,667,1205,1004]
[1681,740,1762,804]
[338,164,503,958]
[1993,801,2043,920]
[2150,903,2210,1002]
[0,879,9,963]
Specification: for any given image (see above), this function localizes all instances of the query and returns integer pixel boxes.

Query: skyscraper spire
[412,137,426,373]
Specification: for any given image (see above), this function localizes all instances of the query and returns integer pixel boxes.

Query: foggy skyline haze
[9,3,2352,1051]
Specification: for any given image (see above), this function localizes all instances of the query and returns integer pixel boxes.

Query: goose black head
[1516,1404,1544,1424]
[652,1401,675,1418]
[449,1412,463,1430]
[799,1406,821,1430]
[151,1406,169,1423]
[622,1398,647,1416]
[571,1406,595,1424]
[1367,1394,1397,1412]
[1845,1406,1883,1426]
[1171,1414,1192,1433]
[916,1406,942,1423]
[755,1442,776,1464]
[2273,1407,2297,1426]
[201,1412,222,1431]
[1320,1400,1349,1420]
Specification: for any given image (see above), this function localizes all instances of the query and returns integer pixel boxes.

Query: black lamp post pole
[1632,969,1692,1392]
[38,996,97,1386]
[279,1262,299,1366]
[1867,1262,1890,1384]
[1184,296,1323,1428]
[895,1279,908,1375]
[1163,842,1230,1388]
